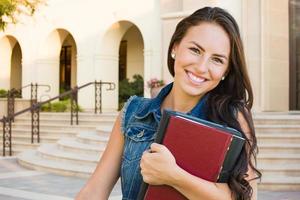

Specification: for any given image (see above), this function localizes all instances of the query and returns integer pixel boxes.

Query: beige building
[0,0,298,112]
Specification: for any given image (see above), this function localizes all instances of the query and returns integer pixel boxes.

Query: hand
[140,143,179,186]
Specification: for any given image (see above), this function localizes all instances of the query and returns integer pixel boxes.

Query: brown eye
[212,57,224,64]
[189,47,200,55]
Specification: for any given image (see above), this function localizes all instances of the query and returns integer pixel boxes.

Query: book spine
[216,137,233,181]
[154,110,172,143]
[217,135,245,182]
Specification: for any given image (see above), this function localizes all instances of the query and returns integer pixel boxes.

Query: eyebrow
[189,41,228,60]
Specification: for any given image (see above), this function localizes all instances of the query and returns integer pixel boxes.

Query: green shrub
[119,74,144,110]
[0,89,8,98]
[41,103,52,112]
[51,101,67,112]
[41,99,83,112]
[59,84,71,100]
[11,89,22,98]
[0,89,22,98]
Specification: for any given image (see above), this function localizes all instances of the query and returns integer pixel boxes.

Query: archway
[290,0,300,110]
[96,20,144,110]
[59,34,77,94]
[37,29,77,98]
[119,25,144,82]
[0,36,22,90]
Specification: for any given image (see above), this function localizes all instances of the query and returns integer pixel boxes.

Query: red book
[137,110,245,200]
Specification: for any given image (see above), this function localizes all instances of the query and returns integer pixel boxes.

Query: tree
[0,0,45,31]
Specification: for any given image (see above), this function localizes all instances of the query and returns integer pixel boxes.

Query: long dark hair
[167,7,261,200]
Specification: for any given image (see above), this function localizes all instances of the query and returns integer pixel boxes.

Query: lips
[186,70,206,85]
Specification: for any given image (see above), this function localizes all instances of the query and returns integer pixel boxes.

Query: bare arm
[141,111,257,200]
[143,143,233,200]
[75,113,124,200]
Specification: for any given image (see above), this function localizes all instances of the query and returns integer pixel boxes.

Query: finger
[140,152,150,166]
[150,143,163,152]
[143,149,151,155]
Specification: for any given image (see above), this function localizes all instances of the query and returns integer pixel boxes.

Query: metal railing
[6,83,51,121]
[1,81,115,156]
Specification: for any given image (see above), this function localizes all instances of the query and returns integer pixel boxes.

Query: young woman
[76,7,261,200]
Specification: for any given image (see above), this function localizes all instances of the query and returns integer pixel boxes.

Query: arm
[171,111,257,200]
[237,111,258,200]
[75,113,124,200]
[141,143,233,200]
[141,111,257,200]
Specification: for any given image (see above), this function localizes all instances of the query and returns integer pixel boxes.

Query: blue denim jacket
[120,82,208,200]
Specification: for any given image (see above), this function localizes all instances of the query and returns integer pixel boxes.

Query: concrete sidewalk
[0,157,299,200]
[0,157,121,200]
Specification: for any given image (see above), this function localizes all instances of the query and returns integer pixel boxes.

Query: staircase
[17,128,112,177]
[0,112,117,156]
[255,112,300,191]
[2,111,300,190]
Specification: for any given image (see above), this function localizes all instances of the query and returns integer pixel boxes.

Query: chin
[181,84,206,97]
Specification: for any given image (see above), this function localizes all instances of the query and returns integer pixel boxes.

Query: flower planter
[150,86,164,98]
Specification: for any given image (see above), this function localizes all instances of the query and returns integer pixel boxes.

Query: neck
[161,83,203,113]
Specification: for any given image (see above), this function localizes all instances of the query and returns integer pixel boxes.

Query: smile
[186,70,206,85]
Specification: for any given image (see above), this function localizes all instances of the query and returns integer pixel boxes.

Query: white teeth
[187,71,205,84]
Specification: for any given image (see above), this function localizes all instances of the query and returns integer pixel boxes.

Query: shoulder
[121,95,152,131]
[228,102,253,138]
[234,106,255,145]
[236,111,250,135]
[122,95,152,117]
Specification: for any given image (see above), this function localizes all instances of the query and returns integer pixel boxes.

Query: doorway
[290,0,300,110]
[59,45,72,94]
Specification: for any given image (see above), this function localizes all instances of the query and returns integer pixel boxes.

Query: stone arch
[94,20,145,110]
[37,29,77,97]
[0,35,22,90]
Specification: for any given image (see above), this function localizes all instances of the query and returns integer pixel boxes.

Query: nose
[196,56,209,73]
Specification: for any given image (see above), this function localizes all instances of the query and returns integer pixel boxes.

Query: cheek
[174,51,197,69]
[210,71,223,81]
[210,67,228,81]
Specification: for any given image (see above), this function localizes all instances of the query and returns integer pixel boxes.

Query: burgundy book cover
[144,115,234,200]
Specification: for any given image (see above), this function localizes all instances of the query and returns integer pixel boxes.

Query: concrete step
[12,141,40,150]
[57,138,106,154]
[10,129,78,137]
[20,112,118,120]
[76,131,110,145]
[258,175,300,191]
[258,163,300,177]
[255,125,300,133]
[11,123,99,131]
[0,142,40,156]
[253,113,300,125]
[258,143,300,154]
[257,133,300,144]
[38,143,100,165]
[17,150,95,178]
[14,118,115,126]
[258,153,300,165]
[11,134,59,143]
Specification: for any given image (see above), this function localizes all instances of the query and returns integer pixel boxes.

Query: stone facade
[0,0,293,112]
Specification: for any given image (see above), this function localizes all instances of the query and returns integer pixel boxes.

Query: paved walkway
[0,157,299,200]
[0,157,121,200]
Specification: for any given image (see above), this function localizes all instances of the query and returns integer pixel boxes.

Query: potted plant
[147,78,165,98]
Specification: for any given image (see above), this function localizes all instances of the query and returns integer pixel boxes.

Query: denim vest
[120,82,208,200]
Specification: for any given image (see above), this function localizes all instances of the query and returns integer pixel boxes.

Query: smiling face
[172,22,230,98]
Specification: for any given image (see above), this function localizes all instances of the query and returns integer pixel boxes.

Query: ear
[224,68,230,77]
[172,43,178,52]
